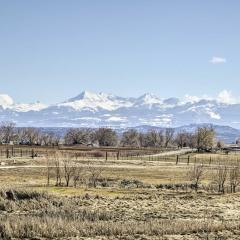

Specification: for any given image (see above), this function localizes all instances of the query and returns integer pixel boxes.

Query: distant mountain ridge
[1,91,240,132]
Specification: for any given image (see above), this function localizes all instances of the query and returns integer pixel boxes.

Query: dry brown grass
[1,151,240,239]
[0,188,240,239]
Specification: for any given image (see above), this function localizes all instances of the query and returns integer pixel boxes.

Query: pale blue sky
[0,1,239,103]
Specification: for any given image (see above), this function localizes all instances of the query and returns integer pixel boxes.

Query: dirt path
[143,148,194,157]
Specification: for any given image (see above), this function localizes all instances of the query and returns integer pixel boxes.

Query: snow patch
[106,116,127,122]
[206,111,221,120]
[13,102,47,112]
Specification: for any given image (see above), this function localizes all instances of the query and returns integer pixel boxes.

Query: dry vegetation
[1,147,240,239]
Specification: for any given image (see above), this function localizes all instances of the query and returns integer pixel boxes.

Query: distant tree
[164,128,175,148]
[144,130,162,147]
[138,133,147,147]
[18,128,40,145]
[64,128,92,145]
[188,133,197,149]
[0,121,16,144]
[95,128,118,146]
[175,131,189,148]
[40,132,60,146]
[40,133,52,146]
[52,133,61,146]
[121,129,140,147]
[196,127,215,152]
[217,140,225,149]
[158,130,165,147]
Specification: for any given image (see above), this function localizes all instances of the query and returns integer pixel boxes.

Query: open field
[1,146,240,239]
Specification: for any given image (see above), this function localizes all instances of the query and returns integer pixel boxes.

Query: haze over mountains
[1,90,240,130]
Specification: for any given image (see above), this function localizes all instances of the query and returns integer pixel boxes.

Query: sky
[0,0,240,104]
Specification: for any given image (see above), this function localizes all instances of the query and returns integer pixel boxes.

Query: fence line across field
[0,146,240,168]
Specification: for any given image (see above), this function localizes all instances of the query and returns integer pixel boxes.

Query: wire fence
[0,145,240,167]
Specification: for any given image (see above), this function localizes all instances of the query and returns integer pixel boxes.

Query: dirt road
[145,148,194,157]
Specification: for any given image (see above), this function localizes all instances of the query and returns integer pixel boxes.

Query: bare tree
[88,166,103,188]
[64,128,93,145]
[139,130,169,148]
[188,133,197,149]
[95,128,118,146]
[46,152,52,186]
[213,165,228,194]
[158,130,165,147]
[229,166,240,193]
[138,133,146,147]
[187,164,204,192]
[0,122,16,144]
[73,166,84,188]
[196,127,215,152]
[144,130,162,147]
[41,133,51,146]
[53,153,62,186]
[63,155,76,187]
[165,128,175,148]
[175,131,189,148]
[18,127,40,145]
[121,129,140,147]
[217,140,225,150]
[52,134,61,146]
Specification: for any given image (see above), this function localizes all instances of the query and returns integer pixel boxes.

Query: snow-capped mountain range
[1,90,240,129]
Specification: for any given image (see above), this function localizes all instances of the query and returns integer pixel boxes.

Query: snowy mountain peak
[67,91,99,102]
[59,91,132,112]
[1,90,240,129]
[136,93,162,105]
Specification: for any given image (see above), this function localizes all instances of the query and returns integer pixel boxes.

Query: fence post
[176,155,179,165]
[187,155,190,165]
[105,151,108,161]
[209,157,212,165]
[117,151,120,160]
[31,149,34,159]
[6,149,9,159]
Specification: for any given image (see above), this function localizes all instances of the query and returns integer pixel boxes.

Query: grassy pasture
[1,146,240,239]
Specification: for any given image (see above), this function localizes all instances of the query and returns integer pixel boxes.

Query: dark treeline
[65,127,215,150]
[0,122,60,146]
[0,121,218,150]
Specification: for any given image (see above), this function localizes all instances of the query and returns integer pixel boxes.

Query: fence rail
[0,145,240,167]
